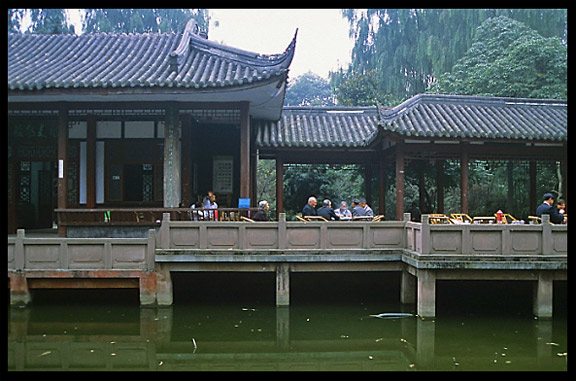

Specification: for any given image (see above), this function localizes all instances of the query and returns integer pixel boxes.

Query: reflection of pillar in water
[276,306,290,350]
[415,318,435,369]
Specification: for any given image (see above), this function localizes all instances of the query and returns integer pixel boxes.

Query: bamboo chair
[428,214,452,224]
[450,213,472,223]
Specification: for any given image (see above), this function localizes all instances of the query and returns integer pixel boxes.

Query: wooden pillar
[378,158,386,217]
[418,161,425,212]
[529,161,537,214]
[163,104,181,207]
[365,164,373,206]
[460,150,469,214]
[560,158,567,201]
[86,116,97,208]
[180,116,192,208]
[57,106,68,237]
[436,160,445,214]
[239,101,251,202]
[276,156,284,218]
[395,143,405,221]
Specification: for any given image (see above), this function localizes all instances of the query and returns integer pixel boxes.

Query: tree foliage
[285,72,335,106]
[334,9,567,104]
[8,9,209,35]
[431,16,567,99]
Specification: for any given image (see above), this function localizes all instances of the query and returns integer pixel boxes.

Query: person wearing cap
[253,200,270,221]
[535,193,564,224]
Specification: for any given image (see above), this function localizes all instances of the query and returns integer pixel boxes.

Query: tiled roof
[254,94,567,148]
[255,106,380,148]
[378,94,567,142]
[8,19,296,92]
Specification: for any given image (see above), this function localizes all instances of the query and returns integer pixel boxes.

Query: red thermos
[496,210,503,223]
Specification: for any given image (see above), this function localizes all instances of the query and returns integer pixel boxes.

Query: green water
[7,277,568,372]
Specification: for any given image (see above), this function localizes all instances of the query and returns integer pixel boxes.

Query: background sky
[208,9,355,79]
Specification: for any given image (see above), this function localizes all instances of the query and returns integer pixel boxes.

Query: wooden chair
[295,215,307,222]
[428,214,452,224]
[304,215,329,222]
[494,213,517,224]
[371,215,385,222]
[450,213,472,223]
[528,216,542,224]
[472,216,496,224]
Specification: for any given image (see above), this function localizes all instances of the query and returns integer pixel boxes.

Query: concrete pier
[8,214,567,318]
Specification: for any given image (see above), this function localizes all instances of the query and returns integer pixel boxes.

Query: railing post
[146,229,156,271]
[541,214,552,255]
[14,229,25,271]
[278,213,287,250]
[420,215,431,254]
[160,213,171,250]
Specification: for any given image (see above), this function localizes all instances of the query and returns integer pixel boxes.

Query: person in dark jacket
[252,200,269,221]
[535,193,564,224]
[302,196,318,217]
[317,199,340,221]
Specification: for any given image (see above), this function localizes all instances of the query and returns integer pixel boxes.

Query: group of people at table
[302,196,373,221]
[193,191,566,224]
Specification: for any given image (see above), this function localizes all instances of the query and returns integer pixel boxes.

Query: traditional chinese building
[8,19,567,235]
[8,19,296,234]
[254,95,567,219]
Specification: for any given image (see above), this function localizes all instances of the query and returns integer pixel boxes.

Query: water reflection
[8,302,567,371]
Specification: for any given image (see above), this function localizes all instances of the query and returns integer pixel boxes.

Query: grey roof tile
[8,19,296,92]
[255,94,567,149]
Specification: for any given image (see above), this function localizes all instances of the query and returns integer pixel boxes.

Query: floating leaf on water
[557,353,567,357]
[38,351,51,357]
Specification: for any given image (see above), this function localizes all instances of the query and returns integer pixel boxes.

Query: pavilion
[8,19,567,236]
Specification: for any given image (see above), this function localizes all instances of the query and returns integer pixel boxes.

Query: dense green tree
[8,9,209,35]
[431,16,567,99]
[285,72,335,106]
[335,9,567,104]
[83,9,208,34]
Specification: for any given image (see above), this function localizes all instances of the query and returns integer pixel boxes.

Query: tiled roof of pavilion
[254,94,567,148]
[8,19,296,92]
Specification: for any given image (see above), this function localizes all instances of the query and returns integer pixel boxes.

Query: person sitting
[317,199,340,221]
[535,193,564,224]
[360,198,374,217]
[302,196,318,217]
[351,198,366,217]
[202,191,218,220]
[334,201,352,219]
[253,200,270,221]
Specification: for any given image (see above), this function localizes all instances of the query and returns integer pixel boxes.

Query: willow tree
[334,9,567,105]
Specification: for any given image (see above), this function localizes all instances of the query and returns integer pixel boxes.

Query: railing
[406,214,567,256]
[56,207,260,226]
[157,213,407,252]
[7,229,156,271]
[156,213,567,257]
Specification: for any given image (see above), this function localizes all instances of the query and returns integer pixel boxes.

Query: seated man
[351,198,366,217]
[302,196,318,217]
[253,200,270,221]
[334,201,352,219]
[317,199,340,221]
[536,193,564,224]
